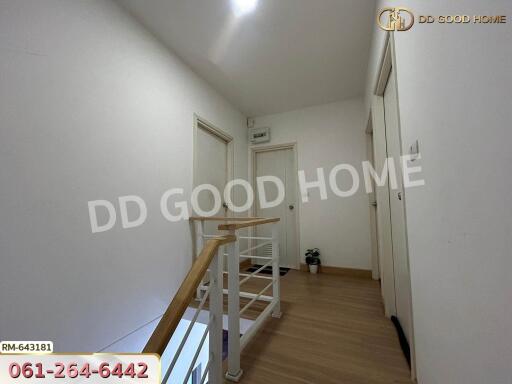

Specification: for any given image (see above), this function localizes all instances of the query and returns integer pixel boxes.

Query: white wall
[253,99,372,270]
[365,1,512,383]
[0,0,247,352]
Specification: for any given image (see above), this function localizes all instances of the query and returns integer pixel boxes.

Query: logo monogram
[378,7,415,31]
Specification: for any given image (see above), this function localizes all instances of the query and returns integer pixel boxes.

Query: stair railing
[143,235,235,384]
[144,217,281,384]
[190,217,281,382]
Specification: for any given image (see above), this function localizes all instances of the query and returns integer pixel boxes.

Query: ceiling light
[232,0,258,17]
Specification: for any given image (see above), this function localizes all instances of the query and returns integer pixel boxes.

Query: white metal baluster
[182,325,210,384]
[239,240,272,255]
[209,246,224,384]
[272,222,282,318]
[196,220,205,300]
[225,229,243,382]
[162,288,211,383]
[239,260,273,287]
[199,361,211,384]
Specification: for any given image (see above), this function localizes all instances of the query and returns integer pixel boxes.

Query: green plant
[305,248,321,265]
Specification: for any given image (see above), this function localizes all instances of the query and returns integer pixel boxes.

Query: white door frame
[249,143,301,270]
[193,114,234,216]
[371,32,416,380]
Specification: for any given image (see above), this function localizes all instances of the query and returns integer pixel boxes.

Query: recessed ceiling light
[231,0,258,17]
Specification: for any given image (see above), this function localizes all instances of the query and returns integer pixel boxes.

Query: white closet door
[384,68,413,343]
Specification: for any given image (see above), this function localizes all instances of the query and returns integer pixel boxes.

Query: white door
[371,97,396,318]
[254,148,298,269]
[383,68,413,344]
[195,122,229,234]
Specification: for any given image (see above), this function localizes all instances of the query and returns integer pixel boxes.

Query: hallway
[238,271,412,384]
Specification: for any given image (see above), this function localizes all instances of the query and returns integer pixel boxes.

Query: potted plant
[305,248,321,274]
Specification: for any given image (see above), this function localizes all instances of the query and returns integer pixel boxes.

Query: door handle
[289,205,295,210]
[397,192,402,201]
[370,201,377,207]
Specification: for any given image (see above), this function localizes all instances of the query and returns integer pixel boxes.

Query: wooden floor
[236,270,412,384]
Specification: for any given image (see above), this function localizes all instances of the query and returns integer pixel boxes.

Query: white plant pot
[309,264,319,274]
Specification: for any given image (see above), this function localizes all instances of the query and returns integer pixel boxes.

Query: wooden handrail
[189,216,265,222]
[217,218,280,230]
[189,216,280,230]
[143,235,236,355]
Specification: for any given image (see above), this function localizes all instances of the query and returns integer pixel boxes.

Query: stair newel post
[226,229,243,382]
[272,222,282,318]
[209,245,224,384]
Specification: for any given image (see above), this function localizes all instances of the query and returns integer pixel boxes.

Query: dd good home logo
[378,7,415,31]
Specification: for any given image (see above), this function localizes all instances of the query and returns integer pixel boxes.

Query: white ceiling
[118,0,376,117]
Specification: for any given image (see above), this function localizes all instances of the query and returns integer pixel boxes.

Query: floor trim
[300,264,372,279]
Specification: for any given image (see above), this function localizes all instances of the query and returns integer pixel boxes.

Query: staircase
[143,217,281,384]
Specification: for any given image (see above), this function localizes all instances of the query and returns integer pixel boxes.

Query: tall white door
[195,123,228,234]
[383,68,413,344]
[254,148,298,269]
